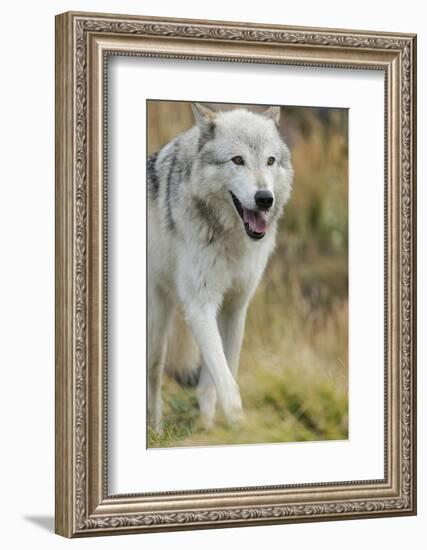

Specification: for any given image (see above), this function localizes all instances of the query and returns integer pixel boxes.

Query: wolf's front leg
[148,285,173,433]
[218,296,250,378]
[185,302,244,426]
[197,298,250,429]
[196,365,217,429]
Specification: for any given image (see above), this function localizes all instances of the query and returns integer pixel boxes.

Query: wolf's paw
[197,383,217,430]
[222,389,245,427]
[227,406,246,427]
[148,403,163,435]
[200,413,215,431]
[148,417,163,435]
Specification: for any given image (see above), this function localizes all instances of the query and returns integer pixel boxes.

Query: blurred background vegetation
[147,101,348,448]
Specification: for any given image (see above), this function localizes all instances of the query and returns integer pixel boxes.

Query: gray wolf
[147,103,293,432]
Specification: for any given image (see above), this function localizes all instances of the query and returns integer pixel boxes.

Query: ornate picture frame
[55,11,417,537]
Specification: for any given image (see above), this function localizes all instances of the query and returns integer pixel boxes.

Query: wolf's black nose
[255,190,273,210]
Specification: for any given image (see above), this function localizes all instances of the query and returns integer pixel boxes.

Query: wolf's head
[191,103,293,241]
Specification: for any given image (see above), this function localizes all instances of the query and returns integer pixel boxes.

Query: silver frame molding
[55,11,417,538]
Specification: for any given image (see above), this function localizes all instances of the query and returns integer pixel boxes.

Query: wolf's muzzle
[230,191,267,241]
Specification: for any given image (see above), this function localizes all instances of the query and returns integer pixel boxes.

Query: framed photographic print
[55,11,417,537]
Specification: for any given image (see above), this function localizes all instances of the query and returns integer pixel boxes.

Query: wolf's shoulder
[147,126,200,194]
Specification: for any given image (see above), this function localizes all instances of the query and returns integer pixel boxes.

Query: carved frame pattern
[55,11,416,537]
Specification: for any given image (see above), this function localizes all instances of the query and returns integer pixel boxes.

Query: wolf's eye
[231,156,244,166]
[267,157,276,166]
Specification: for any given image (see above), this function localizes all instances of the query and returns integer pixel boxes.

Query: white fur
[147,104,293,431]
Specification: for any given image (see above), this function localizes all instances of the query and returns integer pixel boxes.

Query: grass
[147,101,348,448]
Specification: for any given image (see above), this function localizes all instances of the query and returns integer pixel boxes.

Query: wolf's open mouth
[230,192,267,240]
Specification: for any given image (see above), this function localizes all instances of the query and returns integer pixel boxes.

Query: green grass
[147,102,348,448]
[148,271,348,448]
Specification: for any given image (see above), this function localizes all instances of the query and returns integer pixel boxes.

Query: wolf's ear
[264,106,281,127]
[191,103,216,126]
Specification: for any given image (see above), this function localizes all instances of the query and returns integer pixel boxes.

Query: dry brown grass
[147,101,348,448]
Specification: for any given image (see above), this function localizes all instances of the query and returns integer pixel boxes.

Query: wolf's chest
[203,239,272,291]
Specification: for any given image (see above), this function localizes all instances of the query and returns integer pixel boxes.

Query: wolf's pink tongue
[243,208,267,233]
